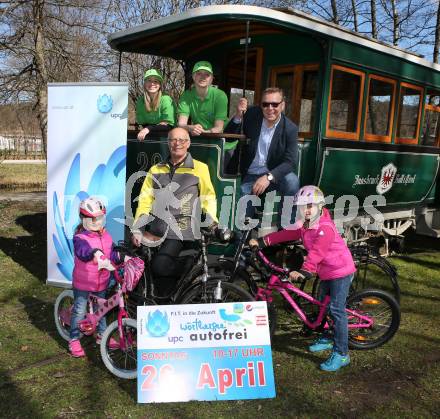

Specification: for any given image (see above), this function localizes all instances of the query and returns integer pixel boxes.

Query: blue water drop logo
[97,94,113,113]
[146,310,170,337]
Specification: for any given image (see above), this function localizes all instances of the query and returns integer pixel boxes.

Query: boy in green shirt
[177,61,228,136]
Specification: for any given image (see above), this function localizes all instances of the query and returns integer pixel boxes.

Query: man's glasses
[262,101,283,108]
[168,138,189,144]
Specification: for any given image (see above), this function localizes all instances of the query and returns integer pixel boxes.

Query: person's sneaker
[69,339,85,357]
[96,335,119,349]
[308,337,333,353]
[320,351,350,372]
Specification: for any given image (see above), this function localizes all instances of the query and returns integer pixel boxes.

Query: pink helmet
[294,185,326,206]
[79,197,106,218]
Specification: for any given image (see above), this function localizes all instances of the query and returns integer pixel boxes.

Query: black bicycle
[124,227,253,314]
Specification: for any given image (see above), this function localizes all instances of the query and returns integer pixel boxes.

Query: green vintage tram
[109,5,440,247]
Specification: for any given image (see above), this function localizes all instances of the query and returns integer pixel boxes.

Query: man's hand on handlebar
[131,229,160,247]
[249,237,267,250]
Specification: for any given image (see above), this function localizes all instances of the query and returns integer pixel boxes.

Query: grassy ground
[0,163,46,191]
[0,200,439,418]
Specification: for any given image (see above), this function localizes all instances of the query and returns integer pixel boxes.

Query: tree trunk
[433,0,440,63]
[370,0,377,39]
[331,0,339,24]
[33,0,48,156]
[391,0,399,46]
[351,0,358,32]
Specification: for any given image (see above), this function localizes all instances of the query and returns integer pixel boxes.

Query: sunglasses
[262,101,283,108]
[168,138,189,144]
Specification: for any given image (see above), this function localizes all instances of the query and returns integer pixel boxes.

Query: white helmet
[79,197,106,232]
[294,185,326,206]
[79,197,106,217]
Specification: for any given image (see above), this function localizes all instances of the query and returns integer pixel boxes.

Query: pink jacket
[264,208,356,280]
[72,229,116,292]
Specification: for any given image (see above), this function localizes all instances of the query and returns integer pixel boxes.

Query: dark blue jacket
[225,106,298,181]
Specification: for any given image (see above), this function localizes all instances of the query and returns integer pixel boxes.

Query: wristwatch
[267,172,274,182]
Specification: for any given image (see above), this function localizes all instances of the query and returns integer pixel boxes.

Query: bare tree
[370,0,378,38]
[434,0,440,63]
[351,0,359,32]
[0,0,108,154]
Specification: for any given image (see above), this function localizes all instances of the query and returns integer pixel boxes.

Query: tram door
[224,48,263,118]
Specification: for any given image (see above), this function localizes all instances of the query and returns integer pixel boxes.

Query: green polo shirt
[135,94,175,126]
[177,86,228,130]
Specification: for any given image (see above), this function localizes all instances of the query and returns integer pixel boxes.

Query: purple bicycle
[253,248,400,350]
[54,257,144,379]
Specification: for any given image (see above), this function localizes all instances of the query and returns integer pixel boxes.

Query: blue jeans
[239,172,299,227]
[319,274,353,355]
[70,289,107,340]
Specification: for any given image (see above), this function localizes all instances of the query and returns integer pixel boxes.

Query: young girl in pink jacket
[69,197,121,357]
[251,185,356,372]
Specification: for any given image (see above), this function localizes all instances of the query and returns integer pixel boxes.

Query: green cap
[192,61,213,74]
[143,69,163,83]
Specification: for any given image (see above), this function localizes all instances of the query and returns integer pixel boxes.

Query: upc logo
[146,310,170,337]
[97,94,113,113]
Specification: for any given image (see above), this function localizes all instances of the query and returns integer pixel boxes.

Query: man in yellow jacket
[132,127,218,297]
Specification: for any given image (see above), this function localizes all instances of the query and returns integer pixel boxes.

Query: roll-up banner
[47,83,128,287]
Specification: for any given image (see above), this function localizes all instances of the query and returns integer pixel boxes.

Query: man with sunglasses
[225,87,299,224]
[131,127,218,297]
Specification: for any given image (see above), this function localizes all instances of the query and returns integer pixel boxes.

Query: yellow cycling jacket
[134,153,218,240]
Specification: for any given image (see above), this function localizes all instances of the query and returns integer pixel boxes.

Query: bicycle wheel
[350,245,400,301]
[54,289,74,341]
[179,278,254,304]
[100,318,137,380]
[347,288,400,350]
[312,258,400,303]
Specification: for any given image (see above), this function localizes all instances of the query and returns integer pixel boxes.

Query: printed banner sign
[137,302,276,403]
[47,83,128,287]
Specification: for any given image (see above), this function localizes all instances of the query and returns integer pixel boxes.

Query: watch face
[267,173,273,181]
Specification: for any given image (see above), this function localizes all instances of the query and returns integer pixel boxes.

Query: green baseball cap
[192,61,213,74]
[143,69,163,83]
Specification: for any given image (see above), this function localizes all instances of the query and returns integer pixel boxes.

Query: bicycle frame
[254,250,374,330]
[77,266,131,349]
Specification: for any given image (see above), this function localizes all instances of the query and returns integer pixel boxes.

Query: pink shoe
[96,335,119,349]
[69,339,85,357]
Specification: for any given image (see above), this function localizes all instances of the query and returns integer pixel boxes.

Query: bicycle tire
[100,318,137,380]
[179,279,254,304]
[352,256,400,302]
[54,289,74,341]
[311,257,400,303]
[347,288,400,350]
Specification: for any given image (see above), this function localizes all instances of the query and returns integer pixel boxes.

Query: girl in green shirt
[136,69,175,141]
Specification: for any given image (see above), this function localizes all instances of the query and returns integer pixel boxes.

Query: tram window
[422,92,440,146]
[298,69,318,136]
[365,76,396,142]
[229,88,255,118]
[327,66,365,140]
[276,72,294,118]
[396,83,423,144]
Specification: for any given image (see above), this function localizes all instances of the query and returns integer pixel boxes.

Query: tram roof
[108,5,440,73]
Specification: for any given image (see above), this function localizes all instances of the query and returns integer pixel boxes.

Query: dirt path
[0,191,46,201]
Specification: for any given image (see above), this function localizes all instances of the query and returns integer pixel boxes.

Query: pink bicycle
[253,248,400,349]
[54,257,144,379]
